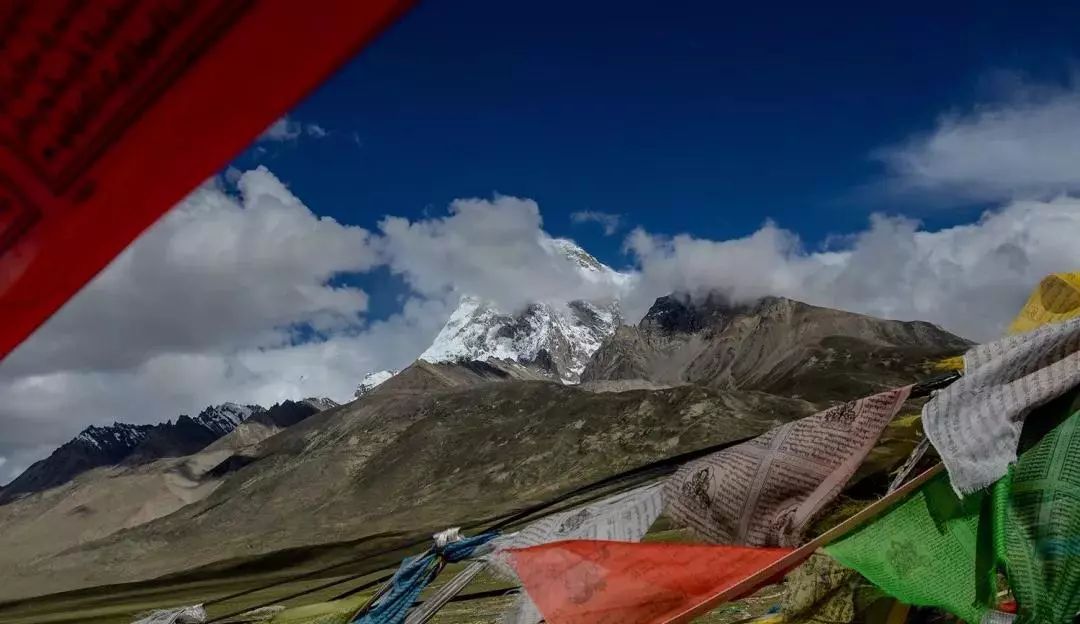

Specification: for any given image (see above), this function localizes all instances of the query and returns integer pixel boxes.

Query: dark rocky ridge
[0,423,155,503]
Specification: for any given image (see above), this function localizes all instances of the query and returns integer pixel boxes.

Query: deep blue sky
[229,0,1080,320]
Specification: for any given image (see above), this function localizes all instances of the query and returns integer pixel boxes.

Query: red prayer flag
[0,0,412,359]
[508,540,793,624]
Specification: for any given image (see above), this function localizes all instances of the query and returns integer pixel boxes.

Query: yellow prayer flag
[1006,272,1080,334]
[935,272,1080,372]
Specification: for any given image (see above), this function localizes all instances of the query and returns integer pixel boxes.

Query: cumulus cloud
[877,80,1080,203]
[571,210,623,235]
[625,197,1080,342]
[258,116,328,142]
[0,168,397,483]
[378,196,627,312]
[4,168,378,378]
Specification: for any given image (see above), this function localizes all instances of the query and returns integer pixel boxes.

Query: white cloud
[877,80,1080,203]
[378,196,626,312]
[3,167,378,378]
[0,167,392,483]
[625,197,1080,342]
[258,116,329,142]
[571,210,623,235]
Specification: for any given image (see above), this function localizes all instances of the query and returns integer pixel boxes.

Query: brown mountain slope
[0,402,334,580]
[581,295,971,402]
[0,375,813,600]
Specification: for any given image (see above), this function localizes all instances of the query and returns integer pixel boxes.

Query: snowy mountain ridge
[75,422,154,451]
[419,238,627,383]
[193,403,265,437]
[355,370,399,398]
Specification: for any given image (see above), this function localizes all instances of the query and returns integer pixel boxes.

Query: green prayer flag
[824,473,995,623]
[994,408,1080,624]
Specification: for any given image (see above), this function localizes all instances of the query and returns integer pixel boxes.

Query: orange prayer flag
[0,0,412,359]
[508,540,793,624]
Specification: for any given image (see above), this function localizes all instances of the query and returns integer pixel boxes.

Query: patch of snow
[354,370,399,398]
[303,397,340,410]
[194,403,265,436]
[75,422,152,452]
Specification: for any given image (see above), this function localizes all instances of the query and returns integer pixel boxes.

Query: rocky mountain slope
[582,294,971,402]
[419,239,626,382]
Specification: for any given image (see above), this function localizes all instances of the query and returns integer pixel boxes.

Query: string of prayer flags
[665,386,912,547]
[506,540,793,624]
[923,317,1080,495]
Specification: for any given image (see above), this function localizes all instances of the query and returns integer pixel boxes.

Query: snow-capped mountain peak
[193,403,266,437]
[75,422,153,451]
[419,238,625,383]
[355,370,399,398]
[302,397,341,411]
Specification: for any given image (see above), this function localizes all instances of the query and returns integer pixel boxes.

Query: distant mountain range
[0,398,336,504]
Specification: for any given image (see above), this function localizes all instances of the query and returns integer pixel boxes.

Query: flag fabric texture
[131,605,206,624]
[923,317,1080,495]
[993,405,1080,624]
[1007,273,1080,335]
[0,0,411,359]
[665,386,912,547]
[488,483,664,624]
[824,471,995,623]
[507,540,792,624]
